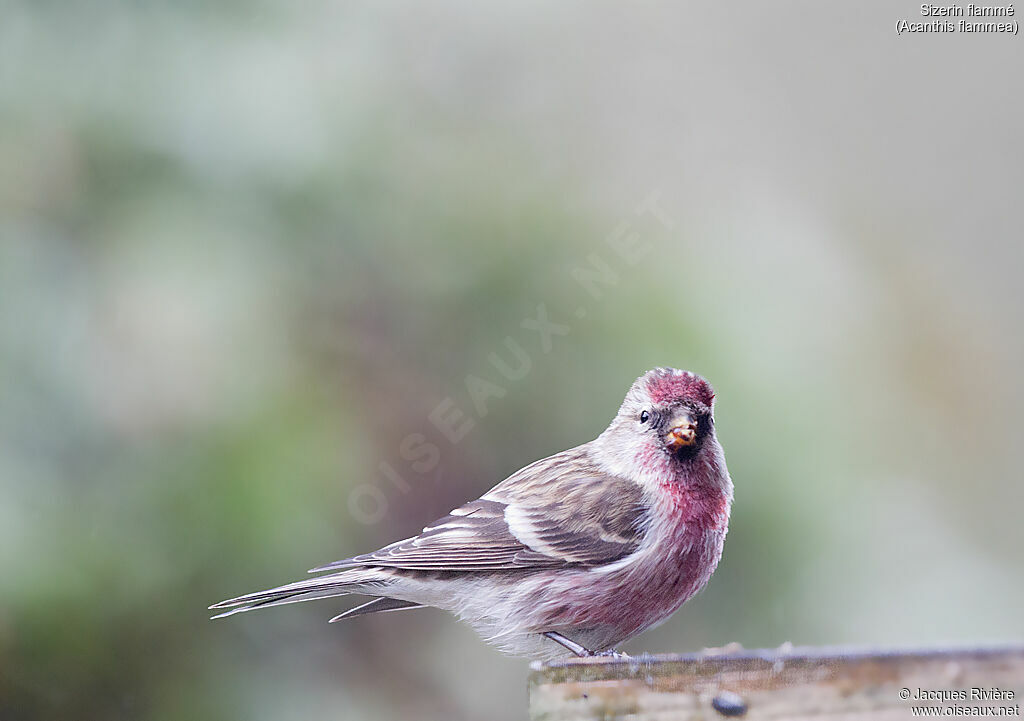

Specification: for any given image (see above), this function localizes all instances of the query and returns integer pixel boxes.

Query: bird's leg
[542,631,593,657]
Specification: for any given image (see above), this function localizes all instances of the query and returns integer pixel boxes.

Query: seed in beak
[670,426,695,443]
[665,417,698,450]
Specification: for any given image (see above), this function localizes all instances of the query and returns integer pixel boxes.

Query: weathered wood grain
[529,645,1024,720]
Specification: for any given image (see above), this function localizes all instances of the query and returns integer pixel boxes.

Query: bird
[210,367,733,661]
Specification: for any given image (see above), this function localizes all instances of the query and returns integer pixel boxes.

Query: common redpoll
[210,367,733,661]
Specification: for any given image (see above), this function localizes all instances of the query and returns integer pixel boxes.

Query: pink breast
[539,489,730,637]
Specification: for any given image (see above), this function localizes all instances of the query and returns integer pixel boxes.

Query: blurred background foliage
[2,2,1022,720]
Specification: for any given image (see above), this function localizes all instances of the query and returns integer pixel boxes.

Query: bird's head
[596,368,719,479]
[626,367,715,460]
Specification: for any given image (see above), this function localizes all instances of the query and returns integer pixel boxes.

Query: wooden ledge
[529,644,1024,720]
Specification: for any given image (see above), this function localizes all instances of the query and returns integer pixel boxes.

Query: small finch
[210,367,733,661]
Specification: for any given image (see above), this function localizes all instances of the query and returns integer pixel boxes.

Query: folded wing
[310,445,649,573]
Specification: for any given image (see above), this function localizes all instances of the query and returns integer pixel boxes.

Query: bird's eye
[639,410,650,424]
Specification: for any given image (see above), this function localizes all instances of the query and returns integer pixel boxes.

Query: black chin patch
[671,442,701,461]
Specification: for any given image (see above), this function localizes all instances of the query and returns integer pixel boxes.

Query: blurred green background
[2,2,1022,720]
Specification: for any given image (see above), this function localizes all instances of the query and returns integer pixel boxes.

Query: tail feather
[308,559,359,574]
[209,569,392,619]
[328,596,423,623]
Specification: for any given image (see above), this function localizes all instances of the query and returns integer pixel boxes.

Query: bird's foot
[593,649,630,659]
[542,632,631,660]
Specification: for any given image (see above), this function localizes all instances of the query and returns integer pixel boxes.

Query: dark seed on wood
[712,691,747,717]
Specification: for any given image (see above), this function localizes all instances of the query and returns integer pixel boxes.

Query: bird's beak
[664,412,698,451]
